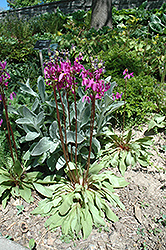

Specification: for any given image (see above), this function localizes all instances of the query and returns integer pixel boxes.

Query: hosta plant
[101,128,153,176]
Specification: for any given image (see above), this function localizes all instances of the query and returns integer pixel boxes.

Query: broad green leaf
[66,131,85,144]
[119,151,127,175]
[13,160,23,177]
[25,132,40,141]
[31,98,39,112]
[16,118,33,125]
[109,193,125,210]
[33,183,53,198]
[104,203,119,222]
[89,161,105,175]
[2,190,10,208]
[36,111,45,126]
[43,202,53,214]
[45,212,65,229]
[49,121,58,139]
[29,238,36,250]
[148,120,157,130]
[0,186,8,196]
[59,193,73,215]
[88,202,105,226]
[19,80,38,97]
[81,209,93,239]
[125,151,132,166]
[52,197,62,207]
[31,137,52,156]
[56,156,66,170]
[19,184,33,203]
[126,130,132,143]
[0,174,11,184]
[110,151,119,167]
[79,104,91,127]
[107,173,129,188]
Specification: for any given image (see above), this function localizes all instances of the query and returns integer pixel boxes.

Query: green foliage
[29,238,36,250]
[101,129,153,175]
[148,114,166,131]
[115,75,161,126]
[15,76,123,171]
[7,0,59,9]
[0,158,42,208]
[32,162,128,239]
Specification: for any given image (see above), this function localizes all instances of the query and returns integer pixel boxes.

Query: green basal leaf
[103,202,119,222]
[88,202,105,226]
[33,183,53,198]
[62,206,77,235]
[89,161,105,175]
[2,190,10,208]
[0,174,11,184]
[125,151,133,166]
[126,130,132,143]
[19,184,34,203]
[13,160,23,177]
[106,172,129,188]
[59,193,73,215]
[0,186,9,197]
[110,151,119,167]
[81,208,93,239]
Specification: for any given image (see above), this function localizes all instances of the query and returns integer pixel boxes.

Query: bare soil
[0,125,165,250]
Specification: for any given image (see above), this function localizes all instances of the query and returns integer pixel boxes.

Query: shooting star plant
[31,53,129,239]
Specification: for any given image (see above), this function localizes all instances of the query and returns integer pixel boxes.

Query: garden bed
[0,125,165,250]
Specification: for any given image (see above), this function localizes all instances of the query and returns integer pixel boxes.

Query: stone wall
[113,0,165,10]
[0,0,165,20]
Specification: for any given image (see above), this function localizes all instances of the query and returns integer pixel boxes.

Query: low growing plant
[100,69,153,175]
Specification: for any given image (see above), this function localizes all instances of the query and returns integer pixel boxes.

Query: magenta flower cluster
[123,69,134,79]
[44,54,111,103]
[81,67,110,102]
[112,92,123,101]
[44,54,84,91]
[0,61,10,87]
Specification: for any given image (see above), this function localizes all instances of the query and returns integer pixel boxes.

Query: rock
[134,205,142,224]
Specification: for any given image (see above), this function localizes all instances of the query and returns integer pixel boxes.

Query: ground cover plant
[0,0,165,245]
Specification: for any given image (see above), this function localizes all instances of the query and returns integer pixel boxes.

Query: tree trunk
[91,0,112,30]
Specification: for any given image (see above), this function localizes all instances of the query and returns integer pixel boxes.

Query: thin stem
[67,91,73,162]
[0,87,15,164]
[122,78,127,132]
[84,95,95,185]
[58,88,70,163]
[53,85,75,185]
[73,83,80,184]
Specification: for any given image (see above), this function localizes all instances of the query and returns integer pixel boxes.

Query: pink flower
[10,92,17,101]
[113,92,123,101]
[0,119,3,127]
[0,61,10,87]
[123,69,134,79]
